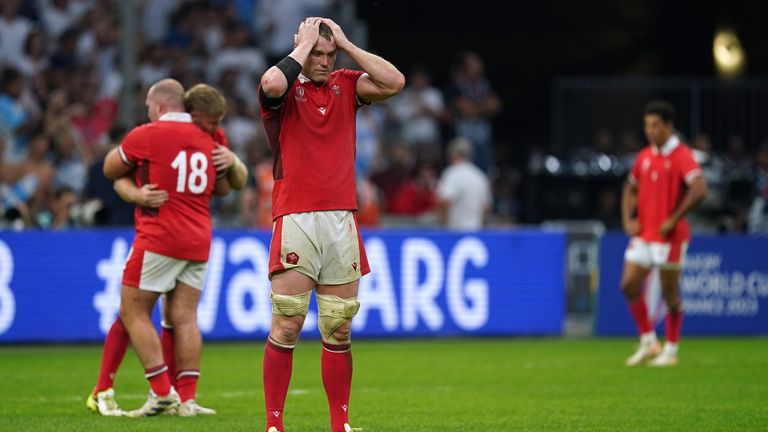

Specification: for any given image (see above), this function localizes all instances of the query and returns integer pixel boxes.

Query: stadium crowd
[526,128,768,234]
[0,0,766,233]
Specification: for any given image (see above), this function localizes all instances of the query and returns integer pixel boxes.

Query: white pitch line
[47,388,316,403]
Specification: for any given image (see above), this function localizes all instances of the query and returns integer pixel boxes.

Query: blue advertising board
[0,229,566,343]
[595,233,768,335]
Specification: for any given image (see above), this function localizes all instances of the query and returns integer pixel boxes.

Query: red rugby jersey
[259,69,365,219]
[119,113,220,261]
[628,136,702,243]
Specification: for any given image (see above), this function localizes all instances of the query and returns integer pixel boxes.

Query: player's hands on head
[320,18,349,50]
[295,17,321,48]
[138,184,168,208]
[212,145,235,173]
[623,219,641,236]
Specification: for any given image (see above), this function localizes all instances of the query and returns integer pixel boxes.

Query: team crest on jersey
[641,158,651,172]
[331,84,342,96]
[294,85,307,102]
[286,252,300,265]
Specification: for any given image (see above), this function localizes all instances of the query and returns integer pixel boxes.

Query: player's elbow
[387,71,406,96]
[103,164,119,180]
[260,68,288,99]
[394,71,406,92]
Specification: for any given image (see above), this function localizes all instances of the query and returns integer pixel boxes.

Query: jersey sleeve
[677,147,703,184]
[213,128,230,148]
[337,68,367,107]
[118,127,148,167]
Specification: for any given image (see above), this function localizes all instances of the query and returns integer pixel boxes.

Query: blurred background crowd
[0,0,766,233]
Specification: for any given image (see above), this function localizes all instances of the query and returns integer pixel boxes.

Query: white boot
[649,342,679,367]
[625,332,661,366]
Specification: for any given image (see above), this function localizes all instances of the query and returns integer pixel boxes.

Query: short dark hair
[0,67,22,89]
[643,100,676,124]
[319,22,333,41]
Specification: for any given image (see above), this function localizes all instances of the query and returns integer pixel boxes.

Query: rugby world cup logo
[294,86,307,102]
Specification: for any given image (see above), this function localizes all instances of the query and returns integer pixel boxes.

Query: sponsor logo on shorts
[286,252,299,265]
[351,262,358,271]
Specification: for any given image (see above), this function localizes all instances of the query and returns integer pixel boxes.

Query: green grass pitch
[0,337,766,431]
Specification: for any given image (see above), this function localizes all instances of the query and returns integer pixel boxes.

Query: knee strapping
[316,294,360,344]
[270,291,311,316]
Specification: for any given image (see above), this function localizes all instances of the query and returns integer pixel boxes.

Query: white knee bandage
[270,291,312,317]
[316,294,360,345]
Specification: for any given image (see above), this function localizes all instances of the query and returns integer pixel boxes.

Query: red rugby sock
[95,318,130,393]
[145,365,172,396]
[176,370,200,402]
[263,338,294,430]
[628,298,653,334]
[161,326,176,386]
[665,309,684,343]
[321,342,353,432]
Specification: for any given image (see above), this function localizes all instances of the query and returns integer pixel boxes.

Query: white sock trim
[177,370,201,379]
[144,365,168,379]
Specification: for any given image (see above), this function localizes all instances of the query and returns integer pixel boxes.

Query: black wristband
[276,55,302,85]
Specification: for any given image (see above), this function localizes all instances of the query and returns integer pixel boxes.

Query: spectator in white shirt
[0,1,33,68]
[437,136,492,230]
[38,0,91,42]
[391,65,444,160]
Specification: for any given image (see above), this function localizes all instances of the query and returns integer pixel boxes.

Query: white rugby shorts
[624,237,688,269]
[122,247,207,292]
[269,210,370,285]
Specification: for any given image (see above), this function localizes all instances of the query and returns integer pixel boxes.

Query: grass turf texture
[0,337,766,431]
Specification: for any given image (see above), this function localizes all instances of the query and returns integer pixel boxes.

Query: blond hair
[184,83,227,119]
